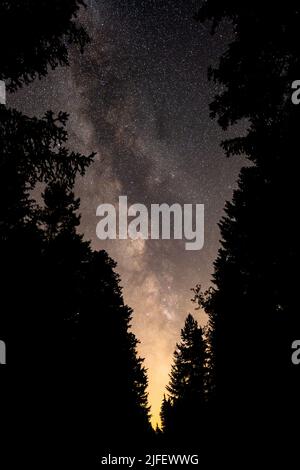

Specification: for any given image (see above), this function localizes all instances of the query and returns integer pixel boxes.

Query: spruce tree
[0,0,152,463]
[160,395,172,434]
[0,0,89,90]
[197,2,300,464]
[163,314,208,445]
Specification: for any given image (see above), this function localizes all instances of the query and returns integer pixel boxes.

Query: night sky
[9,0,243,426]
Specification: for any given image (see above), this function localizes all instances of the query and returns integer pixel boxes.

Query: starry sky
[9,0,243,426]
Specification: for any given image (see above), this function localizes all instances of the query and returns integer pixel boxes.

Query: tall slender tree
[162,314,208,447]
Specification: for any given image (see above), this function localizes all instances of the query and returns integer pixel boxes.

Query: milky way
[9,0,243,426]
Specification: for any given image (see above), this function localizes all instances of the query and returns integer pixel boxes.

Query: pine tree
[71,248,153,456]
[0,0,89,90]
[160,395,172,434]
[197,2,300,464]
[163,314,208,445]
[0,1,153,462]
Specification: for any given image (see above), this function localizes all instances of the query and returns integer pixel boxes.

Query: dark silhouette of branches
[0,0,90,90]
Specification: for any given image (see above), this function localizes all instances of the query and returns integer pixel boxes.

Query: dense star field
[8,0,242,425]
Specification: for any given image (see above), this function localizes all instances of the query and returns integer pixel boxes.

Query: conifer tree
[197,2,300,464]
[160,395,172,434]
[163,314,208,445]
[0,0,152,463]
[0,0,89,90]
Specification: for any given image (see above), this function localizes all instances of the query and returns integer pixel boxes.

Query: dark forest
[1,1,300,467]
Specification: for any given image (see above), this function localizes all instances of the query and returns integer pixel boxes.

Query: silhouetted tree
[0,110,152,465]
[162,314,208,447]
[0,106,93,359]
[0,0,153,464]
[160,394,172,434]
[54,245,152,460]
[197,2,300,465]
[0,0,89,90]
